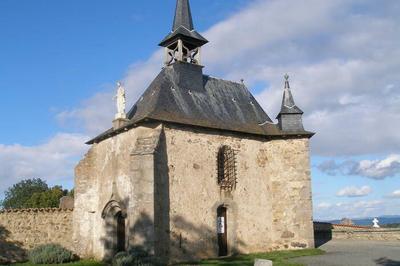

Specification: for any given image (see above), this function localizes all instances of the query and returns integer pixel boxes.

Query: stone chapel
[73,0,315,263]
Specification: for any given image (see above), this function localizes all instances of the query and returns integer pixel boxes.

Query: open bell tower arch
[159,0,208,66]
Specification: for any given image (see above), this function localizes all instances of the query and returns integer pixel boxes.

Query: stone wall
[73,123,162,259]
[0,208,73,263]
[314,222,400,245]
[74,122,314,263]
[332,225,400,241]
[164,124,314,262]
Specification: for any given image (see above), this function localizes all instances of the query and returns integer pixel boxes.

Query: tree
[382,223,400,228]
[25,186,67,208]
[67,188,74,198]
[1,178,48,209]
[0,178,71,209]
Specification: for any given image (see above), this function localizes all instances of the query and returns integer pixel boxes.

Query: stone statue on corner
[114,82,126,119]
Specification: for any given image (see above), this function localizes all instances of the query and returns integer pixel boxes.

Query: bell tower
[159,0,208,66]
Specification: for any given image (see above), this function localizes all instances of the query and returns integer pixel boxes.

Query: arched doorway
[102,200,127,258]
[116,211,126,253]
[217,206,228,256]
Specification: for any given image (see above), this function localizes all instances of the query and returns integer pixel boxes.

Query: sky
[0,0,399,221]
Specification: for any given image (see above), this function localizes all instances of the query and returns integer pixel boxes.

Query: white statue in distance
[372,217,380,228]
[114,82,127,119]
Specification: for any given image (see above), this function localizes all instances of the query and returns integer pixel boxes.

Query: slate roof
[159,26,208,49]
[87,62,313,144]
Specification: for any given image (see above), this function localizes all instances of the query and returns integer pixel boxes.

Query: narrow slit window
[217,146,237,191]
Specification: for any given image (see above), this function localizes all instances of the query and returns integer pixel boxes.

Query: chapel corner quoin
[72,0,315,263]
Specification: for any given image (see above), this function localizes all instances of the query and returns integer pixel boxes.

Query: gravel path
[291,239,400,266]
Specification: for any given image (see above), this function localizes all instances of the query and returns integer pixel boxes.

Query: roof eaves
[86,117,314,145]
[159,27,208,47]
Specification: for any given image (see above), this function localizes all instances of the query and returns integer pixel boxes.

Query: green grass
[6,249,324,266]
[7,260,104,266]
[177,249,325,266]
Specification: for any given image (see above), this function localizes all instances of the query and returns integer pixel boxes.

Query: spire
[278,74,303,116]
[173,0,194,31]
[159,0,208,66]
[277,74,305,132]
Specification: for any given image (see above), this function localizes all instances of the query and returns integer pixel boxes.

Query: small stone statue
[372,217,380,228]
[114,82,126,119]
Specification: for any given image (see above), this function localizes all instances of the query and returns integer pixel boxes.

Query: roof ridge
[206,75,246,87]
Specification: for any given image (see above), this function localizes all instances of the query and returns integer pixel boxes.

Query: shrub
[112,249,163,266]
[29,244,75,264]
[112,252,134,266]
[128,247,149,259]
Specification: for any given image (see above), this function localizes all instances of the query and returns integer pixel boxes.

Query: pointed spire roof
[159,0,208,49]
[173,0,194,31]
[277,74,304,118]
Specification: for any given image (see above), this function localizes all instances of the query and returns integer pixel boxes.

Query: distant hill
[327,215,400,226]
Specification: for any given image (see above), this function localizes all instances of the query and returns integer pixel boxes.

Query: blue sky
[0,0,249,144]
[0,0,399,220]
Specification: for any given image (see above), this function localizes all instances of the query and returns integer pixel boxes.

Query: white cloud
[204,0,400,156]
[57,91,115,135]
[389,190,400,198]
[318,154,400,179]
[0,133,88,197]
[56,52,163,136]
[356,155,400,179]
[337,186,372,197]
[316,202,332,209]
[55,0,400,157]
[314,199,399,221]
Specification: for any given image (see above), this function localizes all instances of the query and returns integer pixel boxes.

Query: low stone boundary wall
[332,224,400,241]
[0,208,73,263]
[314,222,400,246]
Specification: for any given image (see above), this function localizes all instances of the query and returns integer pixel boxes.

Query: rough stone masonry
[0,208,73,263]
[73,123,314,263]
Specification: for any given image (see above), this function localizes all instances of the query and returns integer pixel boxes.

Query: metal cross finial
[284,74,290,89]
[284,73,289,81]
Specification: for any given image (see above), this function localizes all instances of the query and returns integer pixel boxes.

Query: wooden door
[217,206,228,256]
